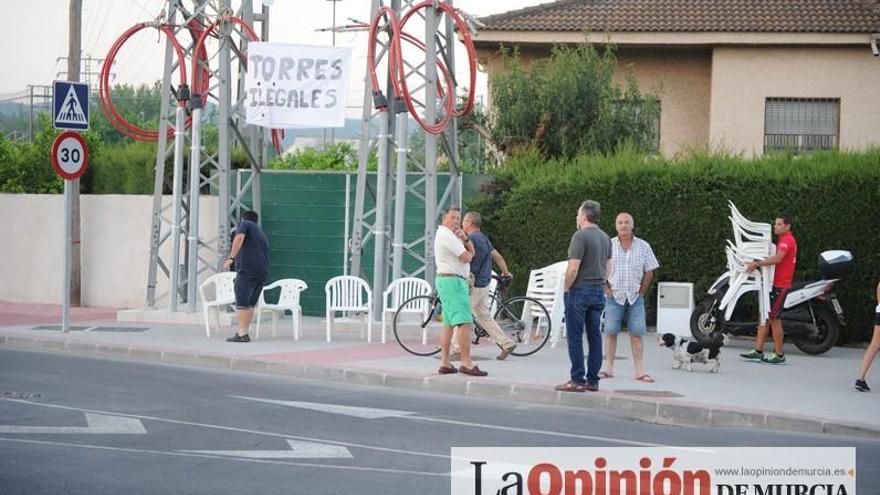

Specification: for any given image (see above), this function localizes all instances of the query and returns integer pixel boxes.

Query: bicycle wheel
[393,294,442,356]
[494,296,552,356]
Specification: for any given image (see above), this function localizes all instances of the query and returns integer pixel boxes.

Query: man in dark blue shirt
[462,211,517,359]
[223,210,270,342]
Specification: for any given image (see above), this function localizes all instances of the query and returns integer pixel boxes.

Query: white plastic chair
[487,272,499,316]
[720,246,763,319]
[255,279,308,340]
[199,272,237,338]
[729,201,772,237]
[724,202,777,324]
[525,261,567,347]
[325,275,373,343]
[381,277,432,343]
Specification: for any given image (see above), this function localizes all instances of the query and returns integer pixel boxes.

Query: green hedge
[469,147,880,343]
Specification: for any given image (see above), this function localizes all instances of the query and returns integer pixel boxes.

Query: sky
[0,0,541,114]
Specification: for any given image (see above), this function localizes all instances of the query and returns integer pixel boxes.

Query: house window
[764,98,839,153]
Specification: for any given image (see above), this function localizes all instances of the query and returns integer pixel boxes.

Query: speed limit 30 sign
[51,130,89,180]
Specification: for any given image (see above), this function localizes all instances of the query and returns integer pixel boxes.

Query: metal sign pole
[62,180,72,333]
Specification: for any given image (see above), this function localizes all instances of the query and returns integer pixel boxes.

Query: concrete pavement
[0,301,876,439]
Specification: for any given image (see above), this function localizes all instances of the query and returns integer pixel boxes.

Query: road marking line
[230,395,417,419]
[230,395,712,450]
[0,437,444,477]
[0,397,447,460]
[0,412,146,434]
[179,439,353,459]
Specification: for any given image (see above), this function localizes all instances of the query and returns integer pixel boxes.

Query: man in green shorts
[434,207,488,377]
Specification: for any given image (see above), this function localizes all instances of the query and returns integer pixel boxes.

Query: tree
[489,41,660,159]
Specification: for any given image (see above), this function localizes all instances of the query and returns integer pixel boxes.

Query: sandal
[554,380,586,393]
[636,374,655,383]
[598,371,614,379]
[438,365,458,375]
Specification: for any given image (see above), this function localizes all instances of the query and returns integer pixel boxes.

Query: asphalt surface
[0,348,876,495]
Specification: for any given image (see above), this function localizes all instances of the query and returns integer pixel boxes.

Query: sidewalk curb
[2,334,877,440]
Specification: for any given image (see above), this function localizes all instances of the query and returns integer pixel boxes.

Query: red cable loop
[99,23,191,142]
[191,16,283,154]
[367,1,477,134]
[100,17,280,154]
[367,6,401,110]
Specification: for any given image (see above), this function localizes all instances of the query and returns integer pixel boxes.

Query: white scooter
[690,250,853,355]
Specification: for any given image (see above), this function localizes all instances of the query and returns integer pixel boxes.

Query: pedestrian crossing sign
[53,80,90,131]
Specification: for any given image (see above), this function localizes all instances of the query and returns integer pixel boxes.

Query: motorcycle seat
[788,280,809,291]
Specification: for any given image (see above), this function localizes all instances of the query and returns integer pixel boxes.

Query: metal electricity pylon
[146,0,272,312]
[349,0,463,316]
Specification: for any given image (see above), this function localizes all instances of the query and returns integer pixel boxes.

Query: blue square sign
[53,80,90,131]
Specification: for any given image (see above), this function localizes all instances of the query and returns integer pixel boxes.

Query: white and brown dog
[658,333,729,373]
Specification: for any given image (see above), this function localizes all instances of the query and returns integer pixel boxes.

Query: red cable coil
[99,23,194,142]
[100,17,281,153]
[367,1,478,134]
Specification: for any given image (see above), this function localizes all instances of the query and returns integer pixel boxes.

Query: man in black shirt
[223,210,270,342]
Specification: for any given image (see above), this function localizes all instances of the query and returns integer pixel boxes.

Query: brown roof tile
[478,0,880,33]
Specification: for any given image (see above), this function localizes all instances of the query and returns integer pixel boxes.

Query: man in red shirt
[740,213,797,365]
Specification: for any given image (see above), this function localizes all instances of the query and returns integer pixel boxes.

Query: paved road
[0,348,875,494]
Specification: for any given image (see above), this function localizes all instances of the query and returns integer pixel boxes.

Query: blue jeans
[565,283,606,386]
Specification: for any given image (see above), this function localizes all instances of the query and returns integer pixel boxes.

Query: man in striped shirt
[600,212,660,382]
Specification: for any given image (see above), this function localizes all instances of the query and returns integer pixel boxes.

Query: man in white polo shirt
[434,206,488,377]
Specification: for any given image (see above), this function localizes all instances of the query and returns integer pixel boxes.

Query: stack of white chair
[719,202,774,324]
[525,261,567,348]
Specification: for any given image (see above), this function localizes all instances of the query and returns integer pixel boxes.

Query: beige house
[473,0,880,156]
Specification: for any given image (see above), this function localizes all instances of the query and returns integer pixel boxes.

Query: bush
[269,142,375,171]
[489,41,660,158]
[89,141,159,194]
[469,147,880,343]
[0,115,101,194]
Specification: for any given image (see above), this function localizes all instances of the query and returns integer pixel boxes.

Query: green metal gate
[248,170,484,315]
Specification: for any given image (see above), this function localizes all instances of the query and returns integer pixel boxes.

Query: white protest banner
[245,42,352,128]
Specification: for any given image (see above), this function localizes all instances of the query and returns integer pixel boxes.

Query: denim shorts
[602,296,647,336]
[234,272,266,309]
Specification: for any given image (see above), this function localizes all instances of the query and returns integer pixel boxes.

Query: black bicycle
[392,275,552,357]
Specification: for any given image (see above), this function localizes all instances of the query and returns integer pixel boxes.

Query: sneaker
[761,353,786,365]
[739,349,764,361]
[855,379,870,392]
[226,334,251,343]
[497,344,517,360]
